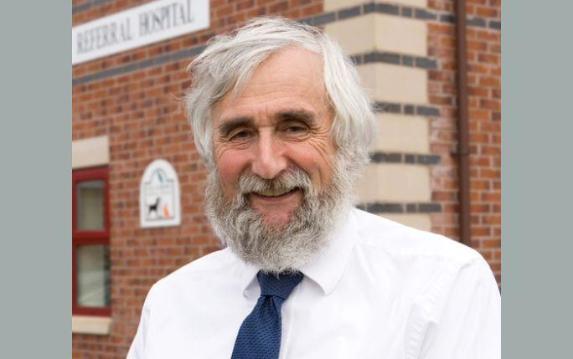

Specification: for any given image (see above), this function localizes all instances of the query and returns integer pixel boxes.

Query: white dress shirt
[128,208,500,359]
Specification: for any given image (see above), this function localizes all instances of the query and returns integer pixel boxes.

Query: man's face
[212,47,337,229]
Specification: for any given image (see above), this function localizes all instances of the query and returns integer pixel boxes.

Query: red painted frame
[72,166,111,317]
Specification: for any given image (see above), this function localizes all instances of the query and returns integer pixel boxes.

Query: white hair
[186,17,376,177]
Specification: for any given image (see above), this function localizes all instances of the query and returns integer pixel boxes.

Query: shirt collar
[299,207,357,295]
[236,256,259,298]
[236,207,358,297]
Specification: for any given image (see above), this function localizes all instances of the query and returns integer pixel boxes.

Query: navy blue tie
[231,271,304,359]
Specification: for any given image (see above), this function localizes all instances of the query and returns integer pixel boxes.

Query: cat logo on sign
[140,159,181,228]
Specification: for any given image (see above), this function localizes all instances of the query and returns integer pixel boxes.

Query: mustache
[237,168,313,196]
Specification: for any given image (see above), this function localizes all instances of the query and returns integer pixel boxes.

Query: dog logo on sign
[140,159,181,228]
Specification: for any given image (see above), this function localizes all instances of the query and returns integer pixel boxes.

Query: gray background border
[0,0,572,357]
[0,2,71,358]
[503,0,573,357]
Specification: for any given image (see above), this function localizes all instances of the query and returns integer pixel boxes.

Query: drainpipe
[455,0,471,246]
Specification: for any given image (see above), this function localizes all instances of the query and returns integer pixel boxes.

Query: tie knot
[257,271,303,300]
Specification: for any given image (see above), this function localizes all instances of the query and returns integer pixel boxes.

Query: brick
[269,0,289,13]
[301,3,322,16]
[467,40,487,51]
[468,85,489,97]
[429,16,502,284]
[476,6,498,17]
[471,226,491,237]
[480,98,501,110]
[478,53,500,65]
[236,0,255,11]
[482,239,501,248]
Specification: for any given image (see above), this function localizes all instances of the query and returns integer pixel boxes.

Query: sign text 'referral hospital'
[72,0,209,65]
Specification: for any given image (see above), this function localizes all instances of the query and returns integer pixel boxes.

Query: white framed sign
[72,0,210,65]
[140,159,181,228]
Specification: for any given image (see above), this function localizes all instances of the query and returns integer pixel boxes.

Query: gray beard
[204,155,353,274]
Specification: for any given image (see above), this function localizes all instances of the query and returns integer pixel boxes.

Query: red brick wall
[427,0,501,283]
[72,1,325,358]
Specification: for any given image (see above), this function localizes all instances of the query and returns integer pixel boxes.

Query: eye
[229,128,254,141]
[285,125,306,133]
[280,121,309,136]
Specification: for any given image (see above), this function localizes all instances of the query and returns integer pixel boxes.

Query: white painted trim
[139,159,182,228]
[72,315,112,335]
[72,0,210,65]
[72,136,110,169]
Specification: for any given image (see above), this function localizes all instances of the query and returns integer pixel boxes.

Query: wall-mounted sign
[140,159,181,228]
[72,0,209,65]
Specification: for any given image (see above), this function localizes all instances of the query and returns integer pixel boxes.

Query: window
[72,166,111,316]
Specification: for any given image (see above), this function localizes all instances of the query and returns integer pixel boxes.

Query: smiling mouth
[250,188,301,199]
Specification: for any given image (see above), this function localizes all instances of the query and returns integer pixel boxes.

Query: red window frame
[72,166,111,316]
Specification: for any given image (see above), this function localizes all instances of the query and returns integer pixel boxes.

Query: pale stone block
[324,0,428,14]
[72,136,109,169]
[324,0,370,12]
[72,315,112,335]
[324,14,427,56]
[358,63,428,104]
[390,0,427,8]
[355,164,431,202]
[375,14,427,56]
[325,14,375,55]
[370,113,430,153]
[380,213,432,231]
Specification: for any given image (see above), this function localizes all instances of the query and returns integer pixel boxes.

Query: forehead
[212,47,329,123]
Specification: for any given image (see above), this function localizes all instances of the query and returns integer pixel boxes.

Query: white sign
[140,159,181,228]
[72,0,209,65]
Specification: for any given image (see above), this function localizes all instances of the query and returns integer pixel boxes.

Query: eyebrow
[216,109,318,136]
[276,110,317,126]
[217,117,254,137]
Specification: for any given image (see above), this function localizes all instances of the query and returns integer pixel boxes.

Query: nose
[251,130,287,179]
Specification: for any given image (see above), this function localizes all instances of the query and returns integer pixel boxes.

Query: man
[128,17,500,358]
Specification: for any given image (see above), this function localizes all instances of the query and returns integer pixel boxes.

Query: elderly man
[128,17,500,359]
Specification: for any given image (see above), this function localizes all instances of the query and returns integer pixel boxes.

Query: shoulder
[162,247,236,280]
[348,208,497,308]
[144,248,240,304]
[351,208,483,265]
[348,208,494,291]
